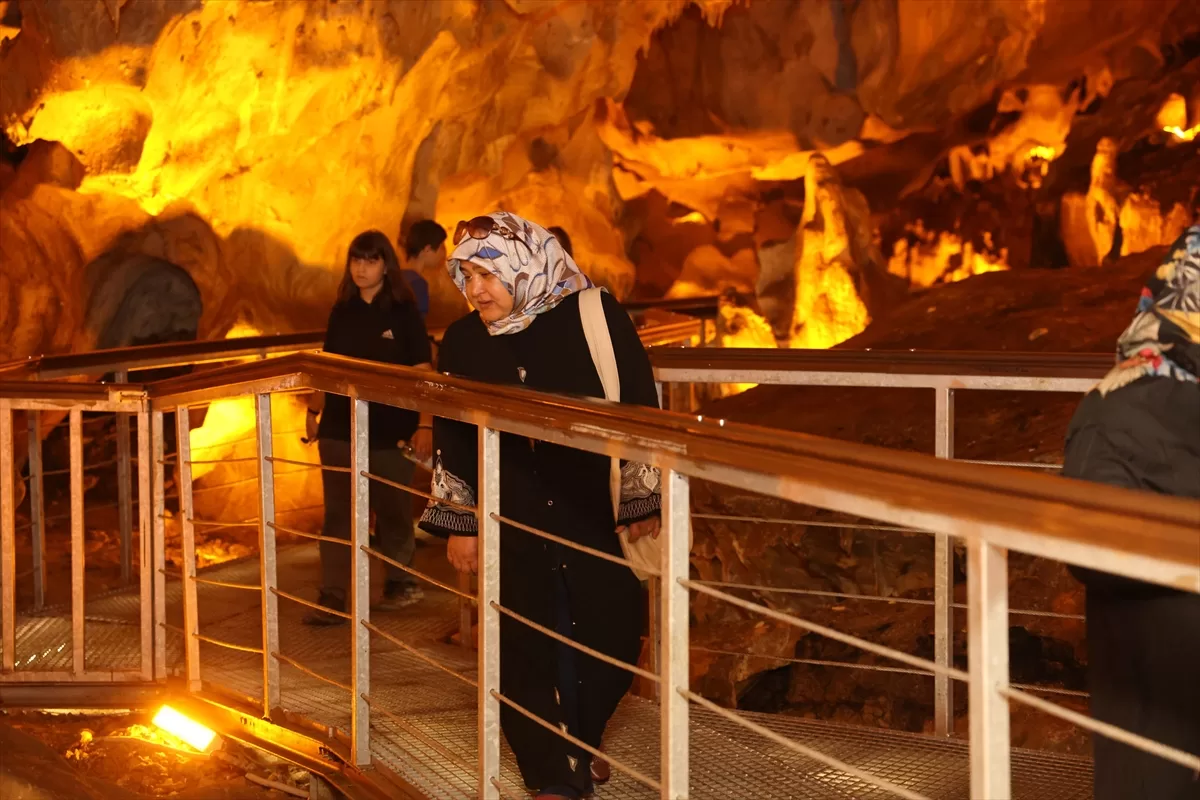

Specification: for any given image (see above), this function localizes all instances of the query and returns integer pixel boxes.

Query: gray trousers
[317,438,416,601]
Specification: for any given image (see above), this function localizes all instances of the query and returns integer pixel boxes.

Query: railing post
[255,394,281,715]
[661,468,689,799]
[151,411,167,680]
[138,408,153,681]
[115,370,133,584]
[968,540,1011,799]
[457,572,473,649]
[933,386,955,736]
[477,426,501,799]
[70,408,85,674]
[647,576,661,701]
[176,406,201,692]
[0,400,14,673]
[27,411,46,611]
[349,397,371,766]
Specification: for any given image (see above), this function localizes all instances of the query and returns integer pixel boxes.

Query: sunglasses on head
[453,215,526,246]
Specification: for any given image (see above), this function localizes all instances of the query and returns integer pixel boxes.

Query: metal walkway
[9,541,1093,800]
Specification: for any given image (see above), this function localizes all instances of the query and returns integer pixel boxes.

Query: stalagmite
[790,155,870,349]
[1061,137,1123,267]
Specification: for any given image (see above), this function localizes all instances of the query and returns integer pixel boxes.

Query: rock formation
[790,154,875,349]
[3,0,1197,366]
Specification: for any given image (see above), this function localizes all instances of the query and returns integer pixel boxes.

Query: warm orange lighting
[1163,124,1199,142]
[887,223,1010,288]
[151,705,217,752]
[1026,145,1058,161]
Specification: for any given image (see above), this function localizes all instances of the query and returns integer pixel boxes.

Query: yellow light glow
[1026,145,1058,161]
[151,705,217,752]
[1163,124,1199,142]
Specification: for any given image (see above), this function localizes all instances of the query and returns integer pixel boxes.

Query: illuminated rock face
[2,0,726,352]
[790,155,873,349]
[2,0,1198,367]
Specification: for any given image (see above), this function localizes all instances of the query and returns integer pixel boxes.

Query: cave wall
[1,0,732,359]
[2,0,1198,363]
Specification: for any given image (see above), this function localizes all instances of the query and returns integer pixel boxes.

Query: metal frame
[177,406,201,692]
[350,397,371,766]
[661,468,690,799]
[0,401,13,672]
[256,393,281,715]
[651,349,1106,739]
[477,426,501,799]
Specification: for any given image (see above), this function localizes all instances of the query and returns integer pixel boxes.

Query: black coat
[1062,376,1200,800]
[420,290,659,794]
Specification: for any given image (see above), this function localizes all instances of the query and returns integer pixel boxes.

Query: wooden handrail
[123,351,1197,592]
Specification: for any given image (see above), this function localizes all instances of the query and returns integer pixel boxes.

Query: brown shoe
[590,756,610,784]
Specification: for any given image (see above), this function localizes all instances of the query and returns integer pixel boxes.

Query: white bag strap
[578,288,622,516]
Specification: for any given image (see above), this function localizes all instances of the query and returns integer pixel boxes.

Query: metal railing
[0,313,706,642]
[652,346,1112,737]
[3,346,1198,798]
[159,353,1196,799]
[0,386,156,681]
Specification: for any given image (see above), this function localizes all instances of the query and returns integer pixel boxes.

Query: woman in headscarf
[1062,224,1200,800]
[419,212,660,799]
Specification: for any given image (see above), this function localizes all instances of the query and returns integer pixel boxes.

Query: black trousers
[317,438,416,601]
[498,541,641,795]
[1063,386,1200,800]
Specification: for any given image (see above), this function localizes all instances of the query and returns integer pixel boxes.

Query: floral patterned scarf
[1097,225,1200,396]
[447,211,593,336]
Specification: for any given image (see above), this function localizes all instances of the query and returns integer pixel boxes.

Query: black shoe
[371,580,424,612]
[302,591,347,626]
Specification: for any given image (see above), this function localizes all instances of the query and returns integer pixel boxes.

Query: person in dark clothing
[1062,225,1200,800]
[401,219,448,318]
[547,225,573,258]
[419,212,660,800]
[304,231,435,625]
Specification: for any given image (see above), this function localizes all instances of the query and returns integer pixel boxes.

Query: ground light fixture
[151,705,219,753]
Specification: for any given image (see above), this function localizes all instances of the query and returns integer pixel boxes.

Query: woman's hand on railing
[619,516,660,542]
[447,535,479,575]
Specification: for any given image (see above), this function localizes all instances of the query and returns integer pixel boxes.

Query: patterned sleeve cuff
[418,457,479,537]
[617,461,661,526]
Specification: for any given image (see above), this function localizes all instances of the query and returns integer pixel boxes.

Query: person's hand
[447,535,479,574]
[618,516,661,543]
[410,426,433,463]
[304,411,319,443]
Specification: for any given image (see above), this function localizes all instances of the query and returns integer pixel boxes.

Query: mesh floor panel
[6,543,1093,799]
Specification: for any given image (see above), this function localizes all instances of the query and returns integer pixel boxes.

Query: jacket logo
[381,329,394,340]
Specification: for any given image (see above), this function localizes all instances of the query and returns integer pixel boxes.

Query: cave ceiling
[1,0,1198,361]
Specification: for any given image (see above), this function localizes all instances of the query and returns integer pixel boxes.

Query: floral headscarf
[447,211,593,336]
[1097,225,1200,395]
